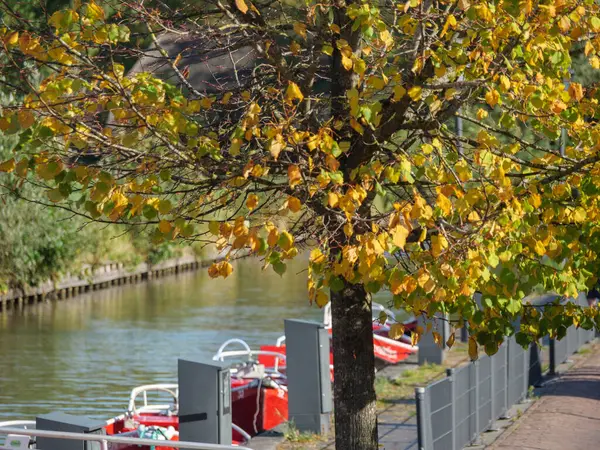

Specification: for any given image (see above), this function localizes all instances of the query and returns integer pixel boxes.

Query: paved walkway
[489,349,600,450]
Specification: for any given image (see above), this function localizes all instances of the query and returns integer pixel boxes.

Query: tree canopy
[3,0,600,447]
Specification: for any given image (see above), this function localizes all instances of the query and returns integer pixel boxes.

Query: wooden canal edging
[0,253,215,312]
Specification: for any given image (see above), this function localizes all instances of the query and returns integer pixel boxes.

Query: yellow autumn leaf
[294,22,307,39]
[0,158,15,173]
[389,323,405,340]
[432,331,443,348]
[328,192,339,207]
[350,118,364,134]
[221,92,233,104]
[267,228,279,247]
[477,108,488,120]
[87,1,105,20]
[5,31,18,47]
[436,192,452,216]
[246,194,259,210]
[485,89,499,107]
[288,164,302,188]
[533,240,546,256]
[446,332,456,348]
[468,336,478,361]
[431,234,449,257]
[17,110,34,129]
[14,159,28,177]
[467,211,481,222]
[278,230,294,251]
[316,290,329,307]
[205,221,218,236]
[408,86,422,101]
[393,85,406,102]
[235,0,249,13]
[573,207,587,223]
[287,196,302,212]
[568,82,584,102]
[341,54,353,70]
[159,220,172,234]
[343,222,353,237]
[220,261,234,278]
[411,330,421,346]
[285,82,304,104]
[270,134,285,160]
[440,14,457,37]
[208,261,233,278]
[233,217,248,237]
[391,225,409,249]
[499,75,511,92]
[310,248,327,264]
[367,76,386,90]
[230,138,242,156]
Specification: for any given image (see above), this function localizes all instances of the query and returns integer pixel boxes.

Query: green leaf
[365,281,381,293]
[506,298,521,315]
[273,260,287,276]
[330,276,345,293]
[487,252,500,268]
[142,205,158,219]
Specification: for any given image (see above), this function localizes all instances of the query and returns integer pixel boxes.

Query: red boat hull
[105,380,287,447]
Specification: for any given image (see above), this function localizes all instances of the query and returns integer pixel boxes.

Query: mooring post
[284,319,332,435]
[178,358,232,445]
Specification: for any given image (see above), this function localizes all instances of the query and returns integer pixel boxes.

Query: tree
[3,1,600,448]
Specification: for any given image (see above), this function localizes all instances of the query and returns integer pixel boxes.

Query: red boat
[265,302,418,368]
[102,339,288,447]
[212,339,288,439]
[1,303,415,449]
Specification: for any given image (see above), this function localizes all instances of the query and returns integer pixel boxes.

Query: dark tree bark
[331,281,378,450]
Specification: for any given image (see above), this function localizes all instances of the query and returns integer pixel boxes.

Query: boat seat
[234,362,266,379]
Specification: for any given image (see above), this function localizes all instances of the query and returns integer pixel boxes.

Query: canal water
[0,255,396,421]
[0,256,320,420]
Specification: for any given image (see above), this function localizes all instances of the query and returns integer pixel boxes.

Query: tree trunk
[331,281,378,449]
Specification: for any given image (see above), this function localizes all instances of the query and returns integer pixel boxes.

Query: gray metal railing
[416,327,594,450]
[0,427,251,450]
[549,324,595,374]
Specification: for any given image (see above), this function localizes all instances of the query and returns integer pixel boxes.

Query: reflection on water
[0,256,325,420]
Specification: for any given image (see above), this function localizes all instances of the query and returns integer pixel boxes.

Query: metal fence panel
[553,333,568,365]
[492,344,508,419]
[566,326,578,357]
[416,320,595,450]
[578,327,594,347]
[507,337,527,407]
[429,378,453,449]
[477,355,493,434]
[417,377,453,450]
[452,364,477,449]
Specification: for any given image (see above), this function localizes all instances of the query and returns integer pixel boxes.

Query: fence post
[549,338,556,376]
[418,315,445,365]
[446,368,456,450]
[503,338,510,418]
[523,345,529,400]
[490,350,496,426]
[415,387,428,450]
[473,360,480,444]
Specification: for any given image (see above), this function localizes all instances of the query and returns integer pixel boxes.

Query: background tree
[3,1,600,448]
[0,1,187,293]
